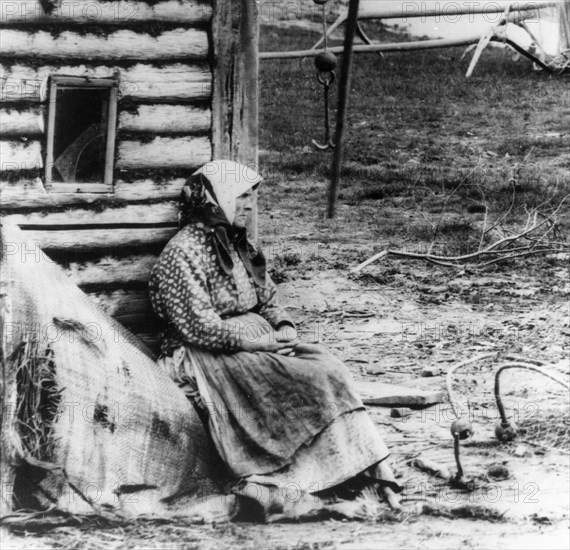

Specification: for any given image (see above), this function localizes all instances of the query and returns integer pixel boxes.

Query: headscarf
[179,160,267,287]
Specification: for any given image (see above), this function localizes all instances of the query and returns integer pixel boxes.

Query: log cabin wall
[0,0,260,354]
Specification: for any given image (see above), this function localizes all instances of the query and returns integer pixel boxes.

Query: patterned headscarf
[180,160,262,225]
[180,160,267,287]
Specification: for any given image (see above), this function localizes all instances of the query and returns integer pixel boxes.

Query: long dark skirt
[158,314,397,497]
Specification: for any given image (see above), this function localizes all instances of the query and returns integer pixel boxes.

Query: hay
[13,339,60,465]
[0,223,221,519]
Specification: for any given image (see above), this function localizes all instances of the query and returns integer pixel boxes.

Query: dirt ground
[3,6,570,550]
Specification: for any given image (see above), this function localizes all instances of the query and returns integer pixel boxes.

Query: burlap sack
[0,223,220,518]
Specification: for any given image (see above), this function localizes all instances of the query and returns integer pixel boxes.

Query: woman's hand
[239,332,296,354]
[275,324,298,343]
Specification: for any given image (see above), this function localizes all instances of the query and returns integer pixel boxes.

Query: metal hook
[311,136,335,150]
[312,71,336,151]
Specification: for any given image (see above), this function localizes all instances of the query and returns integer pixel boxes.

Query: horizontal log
[87,289,161,354]
[1,63,211,103]
[1,0,212,24]
[0,178,187,209]
[117,136,211,169]
[119,105,211,134]
[0,140,42,168]
[90,288,152,318]
[17,227,177,251]
[355,0,557,20]
[3,201,178,226]
[259,36,484,60]
[0,107,44,135]
[113,178,187,201]
[66,254,160,286]
[1,28,208,60]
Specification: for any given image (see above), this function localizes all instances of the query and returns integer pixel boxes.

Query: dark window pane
[52,87,109,184]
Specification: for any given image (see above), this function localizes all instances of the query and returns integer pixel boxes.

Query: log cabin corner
[0,0,260,355]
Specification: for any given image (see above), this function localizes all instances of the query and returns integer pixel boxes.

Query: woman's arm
[254,274,298,342]
[151,245,242,352]
[150,245,295,353]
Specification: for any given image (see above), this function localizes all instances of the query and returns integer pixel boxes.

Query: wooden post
[211,0,260,239]
[328,0,360,219]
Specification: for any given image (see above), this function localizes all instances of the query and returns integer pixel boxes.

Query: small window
[45,76,118,193]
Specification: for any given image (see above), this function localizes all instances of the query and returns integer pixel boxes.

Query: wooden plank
[65,254,159,286]
[4,202,178,226]
[0,107,44,135]
[211,0,259,163]
[355,381,446,407]
[1,0,212,24]
[117,136,211,169]
[19,227,177,251]
[0,140,42,169]
[0,178,187,209]
[1,63,211,103]
[1,29,208,60]
[211,0,259,238]
[119,105,211,134]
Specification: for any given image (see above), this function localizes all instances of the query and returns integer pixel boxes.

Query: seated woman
[149,160,402,518]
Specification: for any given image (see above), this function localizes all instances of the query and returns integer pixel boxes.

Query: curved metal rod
[312,72,336,151]
[445,353,496,419]
[494,362,570,425]
[453,434,464,481]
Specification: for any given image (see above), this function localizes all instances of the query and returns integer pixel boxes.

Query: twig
[428,176,469,254]
[483,182,516,236]
[478,247,565,267]
[483,199,561,253]
[479,204,488,252]
[523,236,569,248]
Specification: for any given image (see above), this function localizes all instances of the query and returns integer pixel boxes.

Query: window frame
[45,76,118,193]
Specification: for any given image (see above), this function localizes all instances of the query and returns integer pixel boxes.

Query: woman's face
[234,189,254,227]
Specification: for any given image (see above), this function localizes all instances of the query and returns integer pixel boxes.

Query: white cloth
[193,160,262,224]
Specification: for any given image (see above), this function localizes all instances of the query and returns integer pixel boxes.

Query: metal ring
[317,70,335,87]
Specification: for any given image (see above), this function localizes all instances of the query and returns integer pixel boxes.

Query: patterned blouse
[149,223,294,355]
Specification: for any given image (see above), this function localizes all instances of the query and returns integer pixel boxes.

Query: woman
[149,160,401,518]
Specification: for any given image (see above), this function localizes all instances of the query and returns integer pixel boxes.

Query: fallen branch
[351,195,569,272]
[351,246,567,273]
